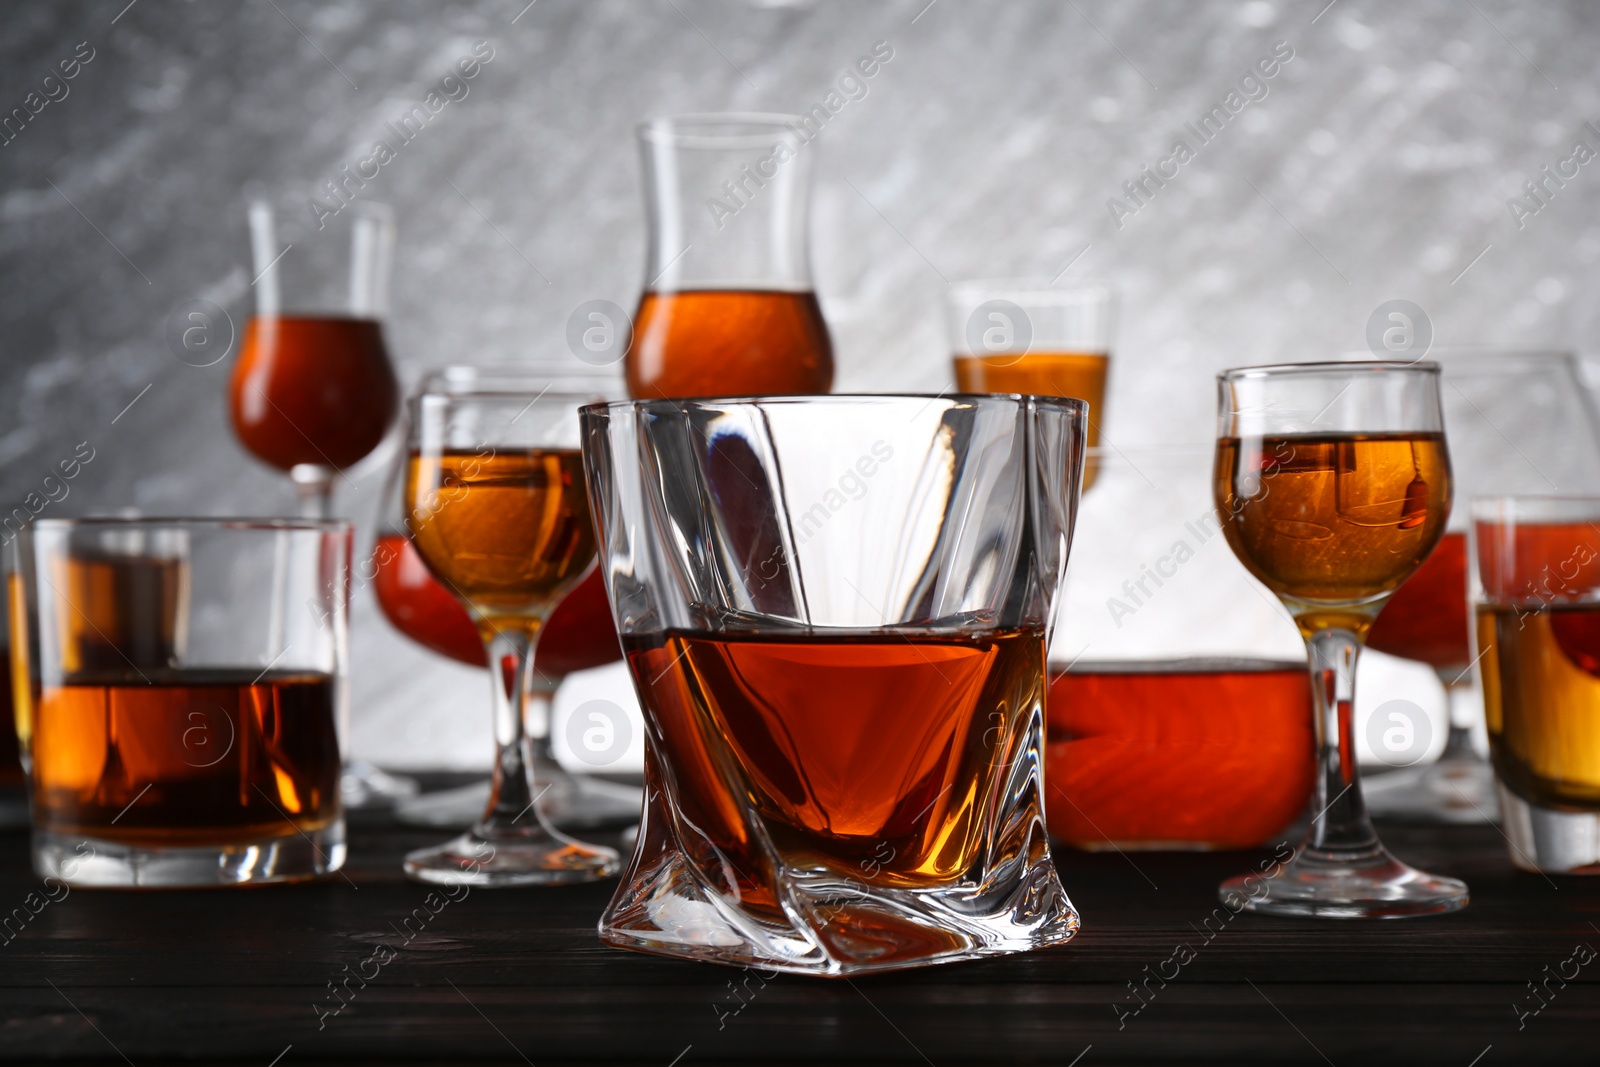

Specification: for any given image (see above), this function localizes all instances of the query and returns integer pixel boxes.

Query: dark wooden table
[2,777,1597,1065]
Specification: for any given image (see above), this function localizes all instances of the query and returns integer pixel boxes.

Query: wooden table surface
[2,777,1597,1066]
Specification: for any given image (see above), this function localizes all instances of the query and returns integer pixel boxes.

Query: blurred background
[2,0,1596,768]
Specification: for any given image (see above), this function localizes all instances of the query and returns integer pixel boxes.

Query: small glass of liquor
[1472,496,1600,874]
[624,114,834,400]
[375,366,641,833]
[230,193,401,519]
[945,279,1114,489]
[400,371,620,887]
[16,518,352,887]
[582,394,1089,976]
[1213,361,1468,917]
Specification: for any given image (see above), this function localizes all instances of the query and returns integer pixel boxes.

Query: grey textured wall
[2,0,1595,766]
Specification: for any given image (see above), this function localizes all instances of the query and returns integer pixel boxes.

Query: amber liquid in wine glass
[1214,432,1451,633]
[1366,530,1470,672]
[625,290,833,399]
[624,627,1041,910]
[374,532,621,675]
[230,316,399,472]
[405,449,595,631]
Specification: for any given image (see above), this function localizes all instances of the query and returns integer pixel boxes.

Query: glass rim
[1335,346,1576,362]
[1219,359,1439,380]
[947,277,1114,303]
[1469,494,1600,520]
[637,112,807,148]
[415,364,622,395]
[580,393,1090,417]
[33,517,352,533]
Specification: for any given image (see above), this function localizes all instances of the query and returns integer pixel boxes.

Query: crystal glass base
[33,823,346,888]
[1364,756,1499,824]
[1498,784,1600,874]
[1221,844,1468,919]
[599,766,1079,977]
[403,828,620,887]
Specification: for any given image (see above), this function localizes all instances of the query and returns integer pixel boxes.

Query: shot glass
[1472,496,1600,873]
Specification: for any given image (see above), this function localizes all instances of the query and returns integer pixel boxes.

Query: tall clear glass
[1364,349,1600,822]
[1214,362,1468,917]
[401,374,619,886]
[19,518,351,887]
[583,394,1086,975]
[231,195,400,518]
[624,113,833,399]
[1471,496,1600,874]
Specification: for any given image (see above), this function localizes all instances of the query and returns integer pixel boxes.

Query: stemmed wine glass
[1364,349,1600,822]
[1214,361,1467,917]
[374,367,639,831]
[230,194,400,518]
[401,371,619,885]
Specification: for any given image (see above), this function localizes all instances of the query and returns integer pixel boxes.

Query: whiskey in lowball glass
[22,518,351,887]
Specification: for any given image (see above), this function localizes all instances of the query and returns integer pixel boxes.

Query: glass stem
[1305,628,1380,856]
[290,463,335,519]
[477,625,554,839]
[1438,675,1480,762]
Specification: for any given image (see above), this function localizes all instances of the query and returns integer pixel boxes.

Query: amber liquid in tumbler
[1214,432,1451,633]
[230,316,400,471]
[1477,602,1600,808]
[624,290,834,399]
[405,450,596,632]
[624,627,1043,908]
[31,669,341,845]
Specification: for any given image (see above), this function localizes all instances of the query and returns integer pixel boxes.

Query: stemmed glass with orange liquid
[1213,361,1467,917]
[946,280,1113,488]
[230,195,411,808]
[401,371,619,885]
[1363,349,1600,822]
[624,114,833,399]
[230,196,400,518]
[373,368,638,831]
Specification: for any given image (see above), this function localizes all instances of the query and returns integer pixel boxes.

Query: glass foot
[403,827,620,887]
[1364,756,1499,824]
[1221,845,1468,919]
[393,768,642,831]
[341,759,420,810]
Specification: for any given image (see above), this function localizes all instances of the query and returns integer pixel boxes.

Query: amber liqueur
[31,669,340,844]
[405,449,595,630]
[624,289,833,399]
[624,626,1044,911]
[1478,601,1600,808]
[230,315,398,470]
[1214,431,1451,631]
